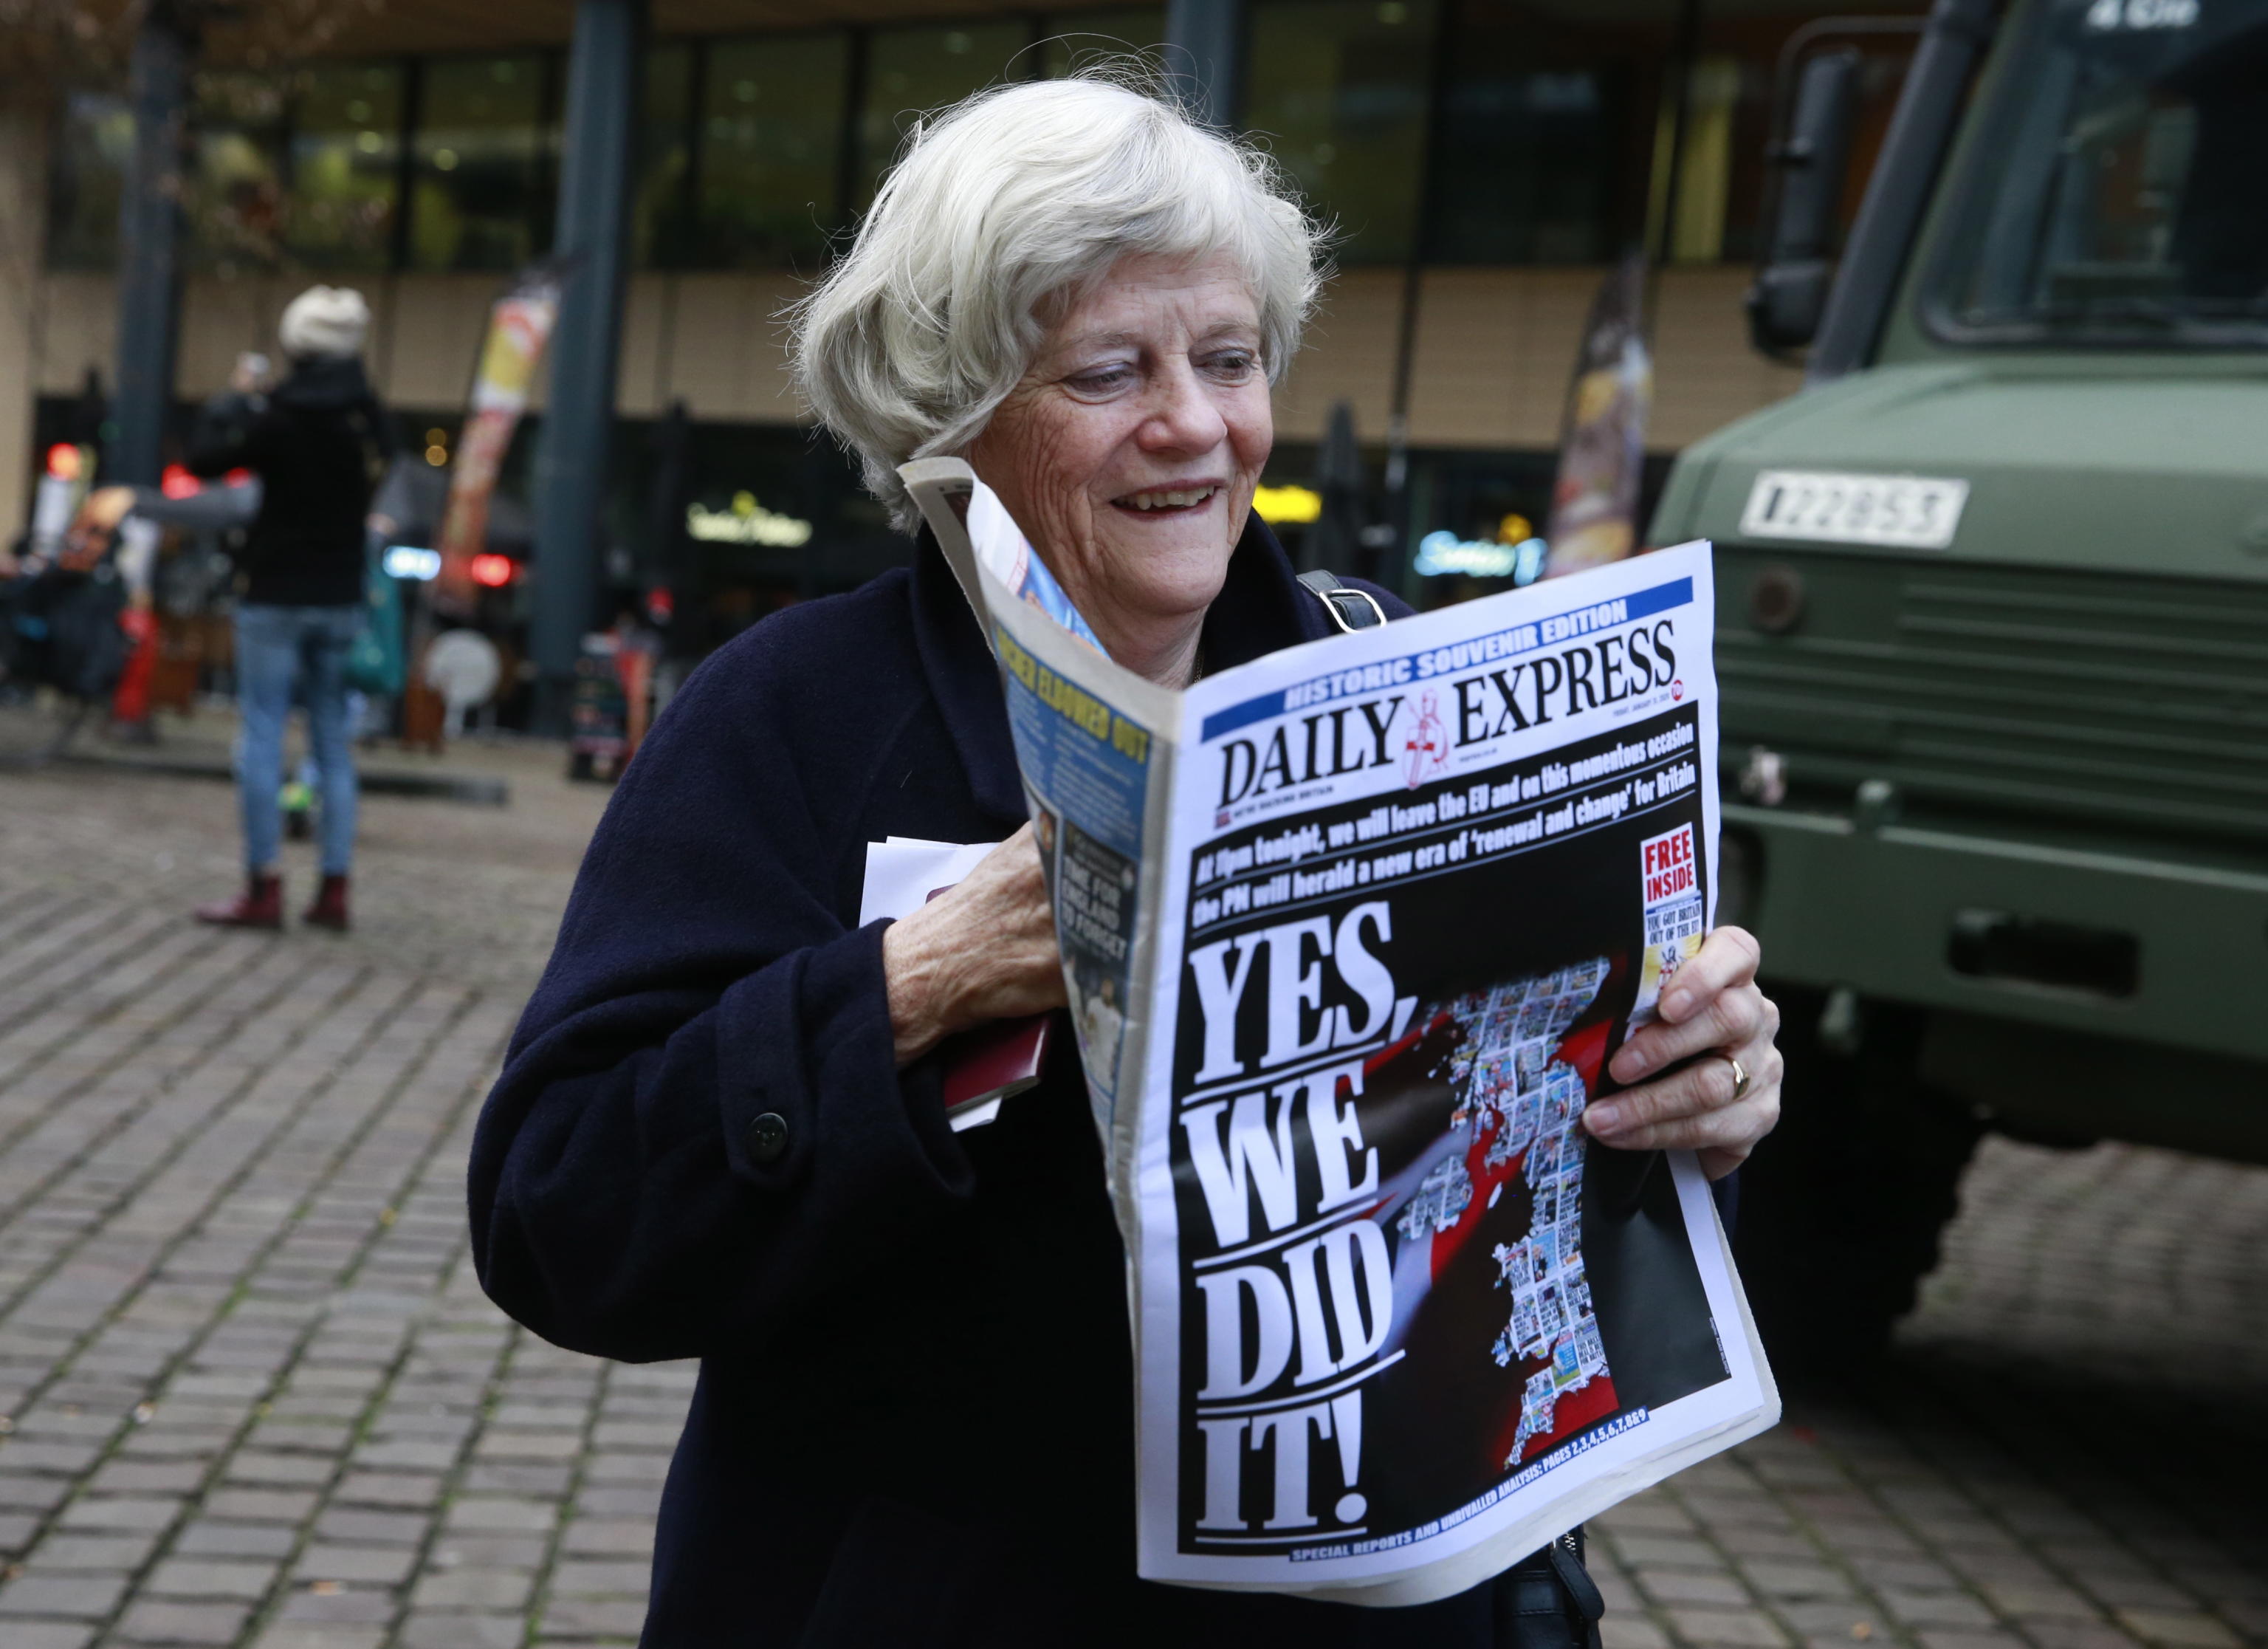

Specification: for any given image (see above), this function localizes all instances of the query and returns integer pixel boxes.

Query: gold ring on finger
[1726,1055,1750,1103]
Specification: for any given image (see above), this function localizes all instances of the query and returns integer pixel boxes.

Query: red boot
[196,873,284,930]
[303,874,351,933]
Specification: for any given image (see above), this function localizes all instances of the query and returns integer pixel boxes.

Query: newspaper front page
[901,460,1778,1607]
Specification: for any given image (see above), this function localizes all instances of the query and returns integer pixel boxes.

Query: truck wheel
[1730,988,1984,1377]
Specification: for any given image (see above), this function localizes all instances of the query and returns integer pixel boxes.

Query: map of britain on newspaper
[1429,961,1616,1462]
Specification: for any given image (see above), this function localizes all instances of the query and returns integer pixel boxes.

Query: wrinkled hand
[882,822,1067,1067]
[1584,926,1782,1180]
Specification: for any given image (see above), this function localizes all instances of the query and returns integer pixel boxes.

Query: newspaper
[901,459,1778,1607]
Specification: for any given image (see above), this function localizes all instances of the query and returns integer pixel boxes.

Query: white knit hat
[278,285,371,360]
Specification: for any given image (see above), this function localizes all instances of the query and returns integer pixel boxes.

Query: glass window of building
[1040,8,1166,78]
[1428,4,1632,265]
[284,63,405,270]
[636,43,697,268]
[44,92,134,270]
[695,32,851,269]
[1244,0,1437,264]
[1649,55,1745,265]
[409,54,555,272]
[188,70,287,272]
[854,22,1034,210]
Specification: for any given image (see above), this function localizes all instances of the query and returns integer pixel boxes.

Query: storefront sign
[382,546,442,580]
[686,491,814,548]
[1414,529,1547,583]
[1252,484,1323,525]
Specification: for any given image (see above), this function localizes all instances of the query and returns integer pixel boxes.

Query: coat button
[747,1111,788,1165]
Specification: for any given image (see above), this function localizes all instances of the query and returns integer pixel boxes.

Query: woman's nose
[1136,360,1229,454]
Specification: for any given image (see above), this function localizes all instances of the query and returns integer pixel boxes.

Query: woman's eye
[1205,352,1258,380]
[1068,366,1135,394]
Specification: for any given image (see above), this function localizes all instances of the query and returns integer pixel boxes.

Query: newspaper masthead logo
[1217,695,1409,809]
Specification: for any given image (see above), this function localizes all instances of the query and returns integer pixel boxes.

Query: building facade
[4,0,1916,657]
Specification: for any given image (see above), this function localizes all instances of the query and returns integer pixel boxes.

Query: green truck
[1648,0,2268,1360]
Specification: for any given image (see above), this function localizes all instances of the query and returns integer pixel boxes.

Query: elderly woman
[472,75,1782,1648]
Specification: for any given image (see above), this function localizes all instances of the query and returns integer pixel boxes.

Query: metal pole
[111,1,193,488]
[1164,0,1245,131]
[1380,1,1455,601]
[530,0,645,736]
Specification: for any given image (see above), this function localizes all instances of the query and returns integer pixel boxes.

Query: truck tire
[1731,987,1984,1377]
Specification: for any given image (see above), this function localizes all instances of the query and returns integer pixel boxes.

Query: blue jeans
[235,604,362,877]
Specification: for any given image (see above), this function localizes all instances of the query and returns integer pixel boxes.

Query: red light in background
[645,587,674,623]
[222,468,254,487]
[159,464,202,499]
[469,553,515,589]
[45,444,80,481]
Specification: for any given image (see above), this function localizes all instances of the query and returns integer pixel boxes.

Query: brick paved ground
[0,731,2260,1648]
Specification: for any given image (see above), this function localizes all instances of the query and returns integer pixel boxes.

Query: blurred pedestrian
[66,477,261,741]
[62,486,165,742]
[188,286,393,931]
[0,491,132,724]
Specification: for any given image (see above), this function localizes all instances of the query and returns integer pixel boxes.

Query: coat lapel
[909,532,1027,829]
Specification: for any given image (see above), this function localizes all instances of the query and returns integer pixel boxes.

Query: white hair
[789,72,1322,531]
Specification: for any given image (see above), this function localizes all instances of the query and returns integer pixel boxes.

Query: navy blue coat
[472,520,1598,1647]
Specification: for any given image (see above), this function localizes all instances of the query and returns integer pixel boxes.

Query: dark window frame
[398,46,563,274]
[43,88,138,271]
[683,22,861,272]
[274,56,414,274]
[46,4,1802,279]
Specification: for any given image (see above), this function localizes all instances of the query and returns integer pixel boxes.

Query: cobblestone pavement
[0,702,611,993]
[0,743,2261,1648]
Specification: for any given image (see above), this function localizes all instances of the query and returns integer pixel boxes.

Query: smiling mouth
[1113,484,1222,515]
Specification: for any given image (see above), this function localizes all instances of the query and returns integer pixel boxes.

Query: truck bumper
[1728,802,2268,1162]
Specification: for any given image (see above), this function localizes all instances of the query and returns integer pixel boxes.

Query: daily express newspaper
[901,459,1778,1607]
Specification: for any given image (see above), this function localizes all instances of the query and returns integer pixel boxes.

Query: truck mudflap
[1725,801,2268,1152]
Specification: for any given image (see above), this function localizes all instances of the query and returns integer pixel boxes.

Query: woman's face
[965,252,1274,672]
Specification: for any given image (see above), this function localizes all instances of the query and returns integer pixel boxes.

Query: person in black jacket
[187,285,391,932]
[471,76,1785,1648]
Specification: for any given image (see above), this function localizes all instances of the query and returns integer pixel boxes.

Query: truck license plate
[1738,470,1968,549]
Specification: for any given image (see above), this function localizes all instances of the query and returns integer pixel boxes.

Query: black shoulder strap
[1298,568,1387,633]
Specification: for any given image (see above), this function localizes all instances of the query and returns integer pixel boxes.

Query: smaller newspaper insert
[901,460,1777,1608]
